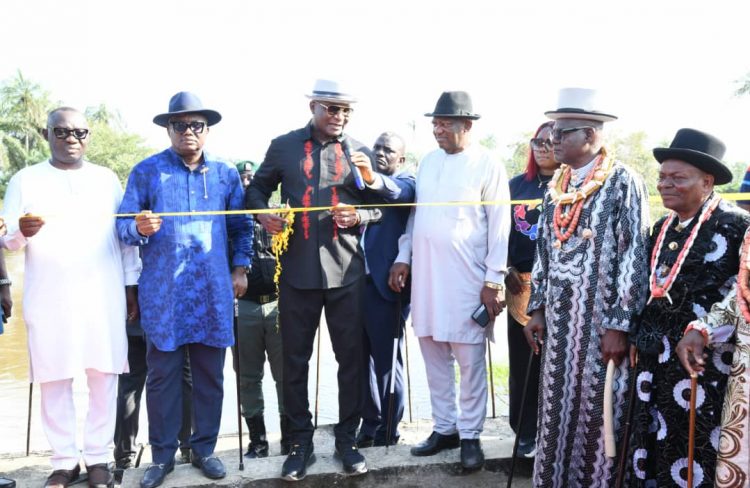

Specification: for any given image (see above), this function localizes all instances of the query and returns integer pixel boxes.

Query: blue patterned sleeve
[116,163,149,246]
[226,166,253,267]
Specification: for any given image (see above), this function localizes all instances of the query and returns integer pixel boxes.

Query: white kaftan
[396,145,510,344]
[2,160,141,383]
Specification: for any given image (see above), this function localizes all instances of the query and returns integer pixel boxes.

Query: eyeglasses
[551,126,594,140]
[317,102,354,117]
[530,138,552,149]
[169,121,206,134]
[51,127,89,140]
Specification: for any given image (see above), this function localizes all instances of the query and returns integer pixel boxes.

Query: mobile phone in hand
[471,304,490,328]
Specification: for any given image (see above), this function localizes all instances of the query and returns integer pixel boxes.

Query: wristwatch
[0,278,11,286]
[484,281,505,291]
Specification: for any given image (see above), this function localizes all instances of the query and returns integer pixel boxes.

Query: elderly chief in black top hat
[627,127,750,487]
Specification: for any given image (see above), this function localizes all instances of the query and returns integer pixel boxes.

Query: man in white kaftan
[390,91,510,470]
[2,108,140,488]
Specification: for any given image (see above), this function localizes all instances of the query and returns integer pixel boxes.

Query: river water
[0,249,508,456]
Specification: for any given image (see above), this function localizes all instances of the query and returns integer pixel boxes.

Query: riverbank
[0,416,533,487]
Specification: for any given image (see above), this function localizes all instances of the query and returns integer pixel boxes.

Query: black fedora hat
[653,128,732,185]
[153,92,222,127]
[424,91,480,120]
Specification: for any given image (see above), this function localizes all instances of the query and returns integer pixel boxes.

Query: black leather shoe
[410,431,460,456]
[86,463,114,488]
[191,455,226,480]
[0,477,15,488]
[355,431,375,449]
[281,443,316,481]
[460,439,484,470]
[335,443,368,476]
[44,464,81,488]
[140,462,173,488]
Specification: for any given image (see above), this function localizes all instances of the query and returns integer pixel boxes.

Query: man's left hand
[350,151,375,185]
[125,286,139,323]
[331,204,360,229]
[0,285,12,320]
[480,285,505,322]
[601,329,628,366]
[232,267,248,298]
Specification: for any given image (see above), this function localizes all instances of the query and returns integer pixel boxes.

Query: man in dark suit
[247,80,406,481]
[356,132,415,448]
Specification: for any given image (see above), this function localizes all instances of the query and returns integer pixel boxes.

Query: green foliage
[86,119,154,184]
[735,71,750,97]
[502,131,533,179]
[0,70,53,176]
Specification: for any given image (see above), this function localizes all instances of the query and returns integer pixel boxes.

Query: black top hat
[653,128,732,185]
[424,91,480,120]
[153,92,222,127]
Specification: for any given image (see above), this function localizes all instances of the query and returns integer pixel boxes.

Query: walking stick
[404,329,413,423]
[604,359,617,458]
[487,338,496,418]
[687,372,698,488]
[614,355,639,488]
[233,299,244,471]
[25,383,32,456]
[506,344,536,488]
[385,293,403,449]
[314,328,322,429]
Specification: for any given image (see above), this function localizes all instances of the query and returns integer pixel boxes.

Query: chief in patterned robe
[629,198,748,487]
[628,128,749,488]
[527,157,650,487]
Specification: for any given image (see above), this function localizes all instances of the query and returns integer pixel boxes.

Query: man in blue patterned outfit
[116,92,252,488]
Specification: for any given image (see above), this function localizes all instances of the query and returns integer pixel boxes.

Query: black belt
[247,293,278,304]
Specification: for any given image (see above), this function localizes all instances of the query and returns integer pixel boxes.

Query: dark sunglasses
[51,127,89,140]
[551,126,593,140]
[317,102,353,117]
[530,138,552,149]
[169,121,206,134]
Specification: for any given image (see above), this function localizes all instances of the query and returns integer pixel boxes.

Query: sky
[3,0,750,165]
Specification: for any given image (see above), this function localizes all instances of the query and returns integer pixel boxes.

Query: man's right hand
[135,210,162,237]
[388,262,410,292]
[257,213,287,235]
[524,309,545,355]
[19,214,45,238]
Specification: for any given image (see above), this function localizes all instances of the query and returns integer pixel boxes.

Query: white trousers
[418,336,487,439]
[40,369,118,470]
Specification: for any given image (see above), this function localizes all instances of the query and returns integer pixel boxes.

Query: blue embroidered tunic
[116,148,252,351]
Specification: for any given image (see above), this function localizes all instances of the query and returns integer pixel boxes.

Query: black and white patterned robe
[629,198,750,487]
[528,162,650,487]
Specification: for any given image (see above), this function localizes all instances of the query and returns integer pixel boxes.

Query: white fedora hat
[545,87,617,122]
[306,79,357,104]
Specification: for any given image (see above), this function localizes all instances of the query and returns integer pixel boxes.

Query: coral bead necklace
[648,194,720,305]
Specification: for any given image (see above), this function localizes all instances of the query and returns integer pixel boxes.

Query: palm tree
[0,70,52,172]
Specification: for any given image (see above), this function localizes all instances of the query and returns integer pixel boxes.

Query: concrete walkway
[0,417,534,487]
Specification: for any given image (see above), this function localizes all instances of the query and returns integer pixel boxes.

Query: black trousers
[507,313,541,442]
[279,278,364,445]
[113,334,193,464]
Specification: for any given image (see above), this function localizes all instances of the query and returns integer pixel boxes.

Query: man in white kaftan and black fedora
[390,90,511,470]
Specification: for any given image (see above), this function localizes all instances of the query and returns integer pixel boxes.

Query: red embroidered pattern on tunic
[301,186,313,239]
[303,141,314,180]
[302,139,348,240]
